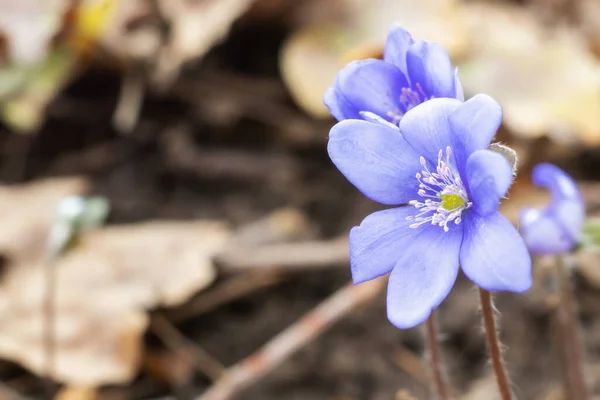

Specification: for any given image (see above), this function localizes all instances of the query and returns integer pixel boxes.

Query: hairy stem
[479,289,512,400]
[424,311,450,400]
[553,255,589,400]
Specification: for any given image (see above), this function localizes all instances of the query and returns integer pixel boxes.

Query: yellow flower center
[440,193,466,211]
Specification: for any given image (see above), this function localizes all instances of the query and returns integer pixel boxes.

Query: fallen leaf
[280,26,352,119]
[229,207,315,247]
[462,375,500,400]
[499,177,549,226]
[0,0,119,133]
[153,0,257,85]
[578,0,600,58]
[55,386,98,400]
[395,390,418,400]
[459,3,600,144]
[62,221,228,308]
[0,177,89,263]
[0,220,230,384]
[0,0,70,65]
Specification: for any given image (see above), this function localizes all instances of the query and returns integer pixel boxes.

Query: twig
[552,255,589,400]
[425,311,450,400]
[151,314,226,381]
[43,258,58,399]
[160,126,302,184]
[215,237,349,273]
[43,204,80,398]
[168,271,283,323]
[393,346,429,386]
[113,68,145,134]
[197,278,385,400]
[479,289,512,400]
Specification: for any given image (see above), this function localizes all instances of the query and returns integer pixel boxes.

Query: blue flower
[328,95,532,329]
[324,24,464,125]
[520,164,584,255]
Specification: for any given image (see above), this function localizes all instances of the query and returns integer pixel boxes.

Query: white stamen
[405,146,471,232]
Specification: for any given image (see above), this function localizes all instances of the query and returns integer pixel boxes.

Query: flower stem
[479,289,512,400]
[424,311,450,400]
[552,255,589,400]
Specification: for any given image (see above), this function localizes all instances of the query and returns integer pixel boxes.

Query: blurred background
[0,0,598,399]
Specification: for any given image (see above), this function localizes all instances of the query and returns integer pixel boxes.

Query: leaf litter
[0,178,231,385]
[0,0,599,398]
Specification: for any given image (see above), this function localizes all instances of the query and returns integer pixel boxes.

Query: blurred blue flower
[328,95,531,329]
[520,164,584,255]
[324,24,464,125]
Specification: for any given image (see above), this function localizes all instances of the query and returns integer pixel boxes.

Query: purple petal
[520,207,580,255]
[449,94,503,171]
[328,120,421,205]
[398,98,462,164]
[323,86,360,121]
[359,111,399,130]
[406,41,455,99]
[461,212,532,292]
[454,68,464,101]
[386,222,462,329]
[333,59,409,123]
[532,163,582,204]
[519,163,584,255]
[349,207,418,284]
[383,24,414,73]
[465,150,513,216]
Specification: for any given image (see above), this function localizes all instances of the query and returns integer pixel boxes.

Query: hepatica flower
[520,164,584,255]
[324,24,463,125]
[328,95,532,329]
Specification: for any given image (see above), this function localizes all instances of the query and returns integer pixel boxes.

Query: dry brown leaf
[61,221,228,308]
[0,220,230,385]
[0,0,70,64]
[97,0,256,85]
[0,177,89,263]
[579,0,600,57]
[460,3,600,144]
[153,0,256,85]
[56,386,98,400]
[95,0,159,64]
[461,375,500,400]
[500,178,549,226]
[280,0,469,118]
[395,390,418,400]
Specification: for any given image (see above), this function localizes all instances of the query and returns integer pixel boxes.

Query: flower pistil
[407,146,471,232]
[388,83,432,125]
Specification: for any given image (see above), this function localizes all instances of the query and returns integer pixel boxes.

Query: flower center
[406,146,471,232]
[387,83,431,125]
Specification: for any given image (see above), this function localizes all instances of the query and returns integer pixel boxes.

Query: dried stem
[113,68,145,134]
[552,255,589,400]
[43,260,56,400]
[197,278,385,400]
[424,311,450,400]
[168,271,282,323]
[151,313,226,381]
[479,289,512,400]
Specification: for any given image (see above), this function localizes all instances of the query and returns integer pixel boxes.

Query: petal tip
[387,304,431,330]
[462,94,503,118]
